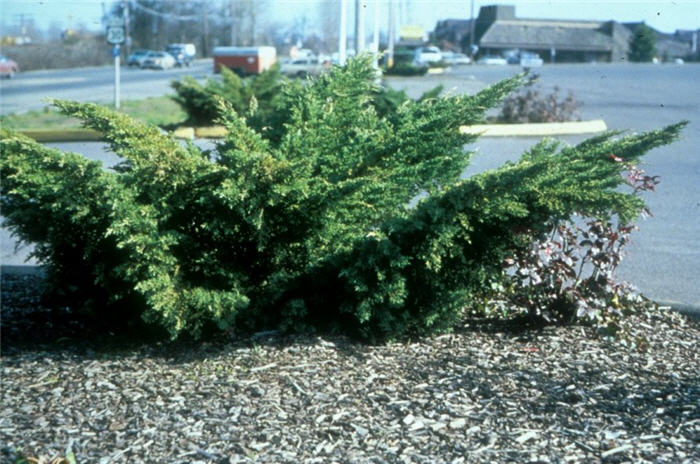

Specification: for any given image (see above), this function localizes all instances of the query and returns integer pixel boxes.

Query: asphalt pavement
[0,60,212,115]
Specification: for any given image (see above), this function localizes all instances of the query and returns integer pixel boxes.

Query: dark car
[165,43,196,67]
[127,49,151,67]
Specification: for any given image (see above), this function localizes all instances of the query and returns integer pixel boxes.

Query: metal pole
[469,0,475,58]
[339,0,347,65]
[114,45,121,109]
[123,0,130,57]
[372,0,380,68]
[355,0,365,53]
[387,0,395,68]
[372,0,379,52]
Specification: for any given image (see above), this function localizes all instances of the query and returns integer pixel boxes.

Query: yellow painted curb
[427,67,446,74]
[195,126,228,138]
[172,127,195,140]
[460,120,607,137]
[19,129,103,142]
[19,119,607,143]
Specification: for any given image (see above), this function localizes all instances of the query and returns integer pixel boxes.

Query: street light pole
[339,0,348,65]
[355,0,365,53]
[469,0,476,59]
[387,0,395,68]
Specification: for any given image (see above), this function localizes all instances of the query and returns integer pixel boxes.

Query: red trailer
[212,46,277,75]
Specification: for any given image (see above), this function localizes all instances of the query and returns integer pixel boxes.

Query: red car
[0,54,19,78]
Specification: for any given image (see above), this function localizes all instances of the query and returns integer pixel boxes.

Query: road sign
[107,26,125,44]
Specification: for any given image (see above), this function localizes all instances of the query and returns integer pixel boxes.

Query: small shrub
[0,56,686,341]
[498,76,582,123]
[482,148,664,328]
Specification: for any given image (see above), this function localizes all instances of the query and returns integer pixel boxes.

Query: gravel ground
[1,271,698,464]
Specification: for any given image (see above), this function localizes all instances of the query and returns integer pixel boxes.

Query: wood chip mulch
[1,271,698,464]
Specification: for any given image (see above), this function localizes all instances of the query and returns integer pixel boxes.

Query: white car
[519,52,543,68]
[441,51,471,65]
[141,51,176,70]
[477,55,508,65]
[281,57,327,78]
[414,46,443,66]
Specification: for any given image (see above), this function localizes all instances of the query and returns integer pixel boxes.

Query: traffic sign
[107,26,125,44]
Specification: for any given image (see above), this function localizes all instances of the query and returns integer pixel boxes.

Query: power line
[131,0,201,22]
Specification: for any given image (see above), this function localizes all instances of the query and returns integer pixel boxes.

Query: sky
[1,0,699,37]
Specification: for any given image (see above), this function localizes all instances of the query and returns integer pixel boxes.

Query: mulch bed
[1,270,698,463]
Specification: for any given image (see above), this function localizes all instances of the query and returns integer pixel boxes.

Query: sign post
[107,17,125,109]
[112,45,121,109]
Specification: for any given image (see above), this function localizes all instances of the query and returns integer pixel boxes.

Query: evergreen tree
[629,24,657,62]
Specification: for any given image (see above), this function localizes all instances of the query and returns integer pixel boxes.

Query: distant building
[433,4,694,62]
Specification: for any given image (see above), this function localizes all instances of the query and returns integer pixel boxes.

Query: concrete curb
[19,120,608,142]
[426,67,447,75]
[655,299,700,320]
[460,119,607,137]
[173,120,609,140]
[195,126,228,139]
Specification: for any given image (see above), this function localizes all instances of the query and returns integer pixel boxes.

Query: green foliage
[0,56,686,341]
[629,24,657,62]
[170,64,287,130]
[371,84,444,122]
[383,62,428,76]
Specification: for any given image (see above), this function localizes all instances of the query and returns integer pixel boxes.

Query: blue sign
[111,45,121,58]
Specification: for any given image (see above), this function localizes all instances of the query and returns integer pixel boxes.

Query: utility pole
[469,0,476,58]
[202,3,209,56]
[387,0,395,68]
[123,0,130,56]
[339,0,348,65]
[372,0,379,52]
[230,0,236,45]
[355,0,365,53]
[372,0,380,68]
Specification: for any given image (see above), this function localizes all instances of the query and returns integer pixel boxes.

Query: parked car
[127,49,151,67]
[519,52,544,68]
[413,46,443,66]
[477,55,508,65]
[281,57,327,78]
[0,54,19,78]
[441,51,471,65]
[141,51,176,70]
[165,43,196,67]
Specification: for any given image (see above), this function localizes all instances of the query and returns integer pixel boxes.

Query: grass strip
[1,96,187,130]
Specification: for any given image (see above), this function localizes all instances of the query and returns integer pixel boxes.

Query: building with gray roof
[433,4,694,63]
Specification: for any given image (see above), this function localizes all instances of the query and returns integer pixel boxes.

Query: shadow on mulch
[0,269,374,362]
[0,266,595,362]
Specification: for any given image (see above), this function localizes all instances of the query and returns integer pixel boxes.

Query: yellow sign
[400,25,425,40]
